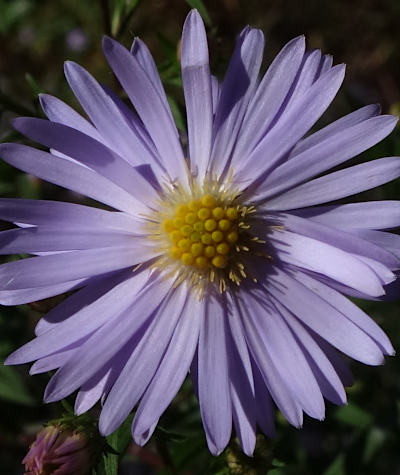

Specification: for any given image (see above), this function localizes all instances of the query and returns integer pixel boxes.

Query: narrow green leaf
[334,402,373,430]
[111,0,140,37]
[60,398,74,414]
[185,0,212,26]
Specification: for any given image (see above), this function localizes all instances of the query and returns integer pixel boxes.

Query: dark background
[0,0,399,473]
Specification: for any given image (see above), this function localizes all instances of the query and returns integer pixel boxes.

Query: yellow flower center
[161,195,240,271]
[144,181,268,295]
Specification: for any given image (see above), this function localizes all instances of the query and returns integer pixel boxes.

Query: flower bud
[22,424,92,475]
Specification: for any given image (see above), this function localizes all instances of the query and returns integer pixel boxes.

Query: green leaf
[185,0,212,26]
[111,0,140,37]
[334,402,373,430]
[95,414,133,475]
[0,363,35,405]
[322,454,346,475]
[60,398,74,414]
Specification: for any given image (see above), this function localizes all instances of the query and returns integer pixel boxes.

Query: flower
[1,10,399,456]
[22,425,92,474]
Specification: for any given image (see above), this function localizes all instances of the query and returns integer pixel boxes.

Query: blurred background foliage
[0,0,399,473]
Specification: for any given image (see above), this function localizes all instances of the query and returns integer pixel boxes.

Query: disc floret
[145,181,262,293]
[162,194,240,271]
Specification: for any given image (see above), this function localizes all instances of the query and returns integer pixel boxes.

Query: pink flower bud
[23,425,92,475]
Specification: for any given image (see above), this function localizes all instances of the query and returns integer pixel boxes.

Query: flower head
[22,425,92,475]
[1,10,399,456]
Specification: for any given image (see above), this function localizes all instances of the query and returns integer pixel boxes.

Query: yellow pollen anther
[212,255,227,268]
[204,219,217,231]
[178,238,190,251]
[212,207,225,220]
[170,246,182,259]
[173,217,184,228]
[181,253,194,265]
[162,219,174,232]
[227,231,239,243]
[195,256,208,269]
[185,212,197,224]
[197,208,211,220]
[211,230,224,242]
[176,204,188,216]
[170,230,182,242]
[181,224,192,237]
[226,207,238,220]
[188,200,200,211]
[159,192,255,278]
[193,221,204,232]
[217,243,230,255]
[204,245,216,258]
[201,195,216,208]
[191,243,204,256]
[201,233,212,245]
[218,219,231,231]
[190,232,201,242]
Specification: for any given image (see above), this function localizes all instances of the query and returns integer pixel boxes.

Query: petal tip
[187,8,200,18]
[63,60,78,77]
[4,354,16,366]
[98,416,114,437]
[102,35,117,54]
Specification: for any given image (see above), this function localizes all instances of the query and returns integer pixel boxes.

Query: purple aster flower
[22,424,92,474]
[1,10,399,456]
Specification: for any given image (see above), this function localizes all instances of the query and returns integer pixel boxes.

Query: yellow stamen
[204,219,217,231]
[212,255,227,268]
[212,207,225,220]
[197,208,211,220]
[181,253,194,265]
[201,195,216,207]
[154,186,263,291]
